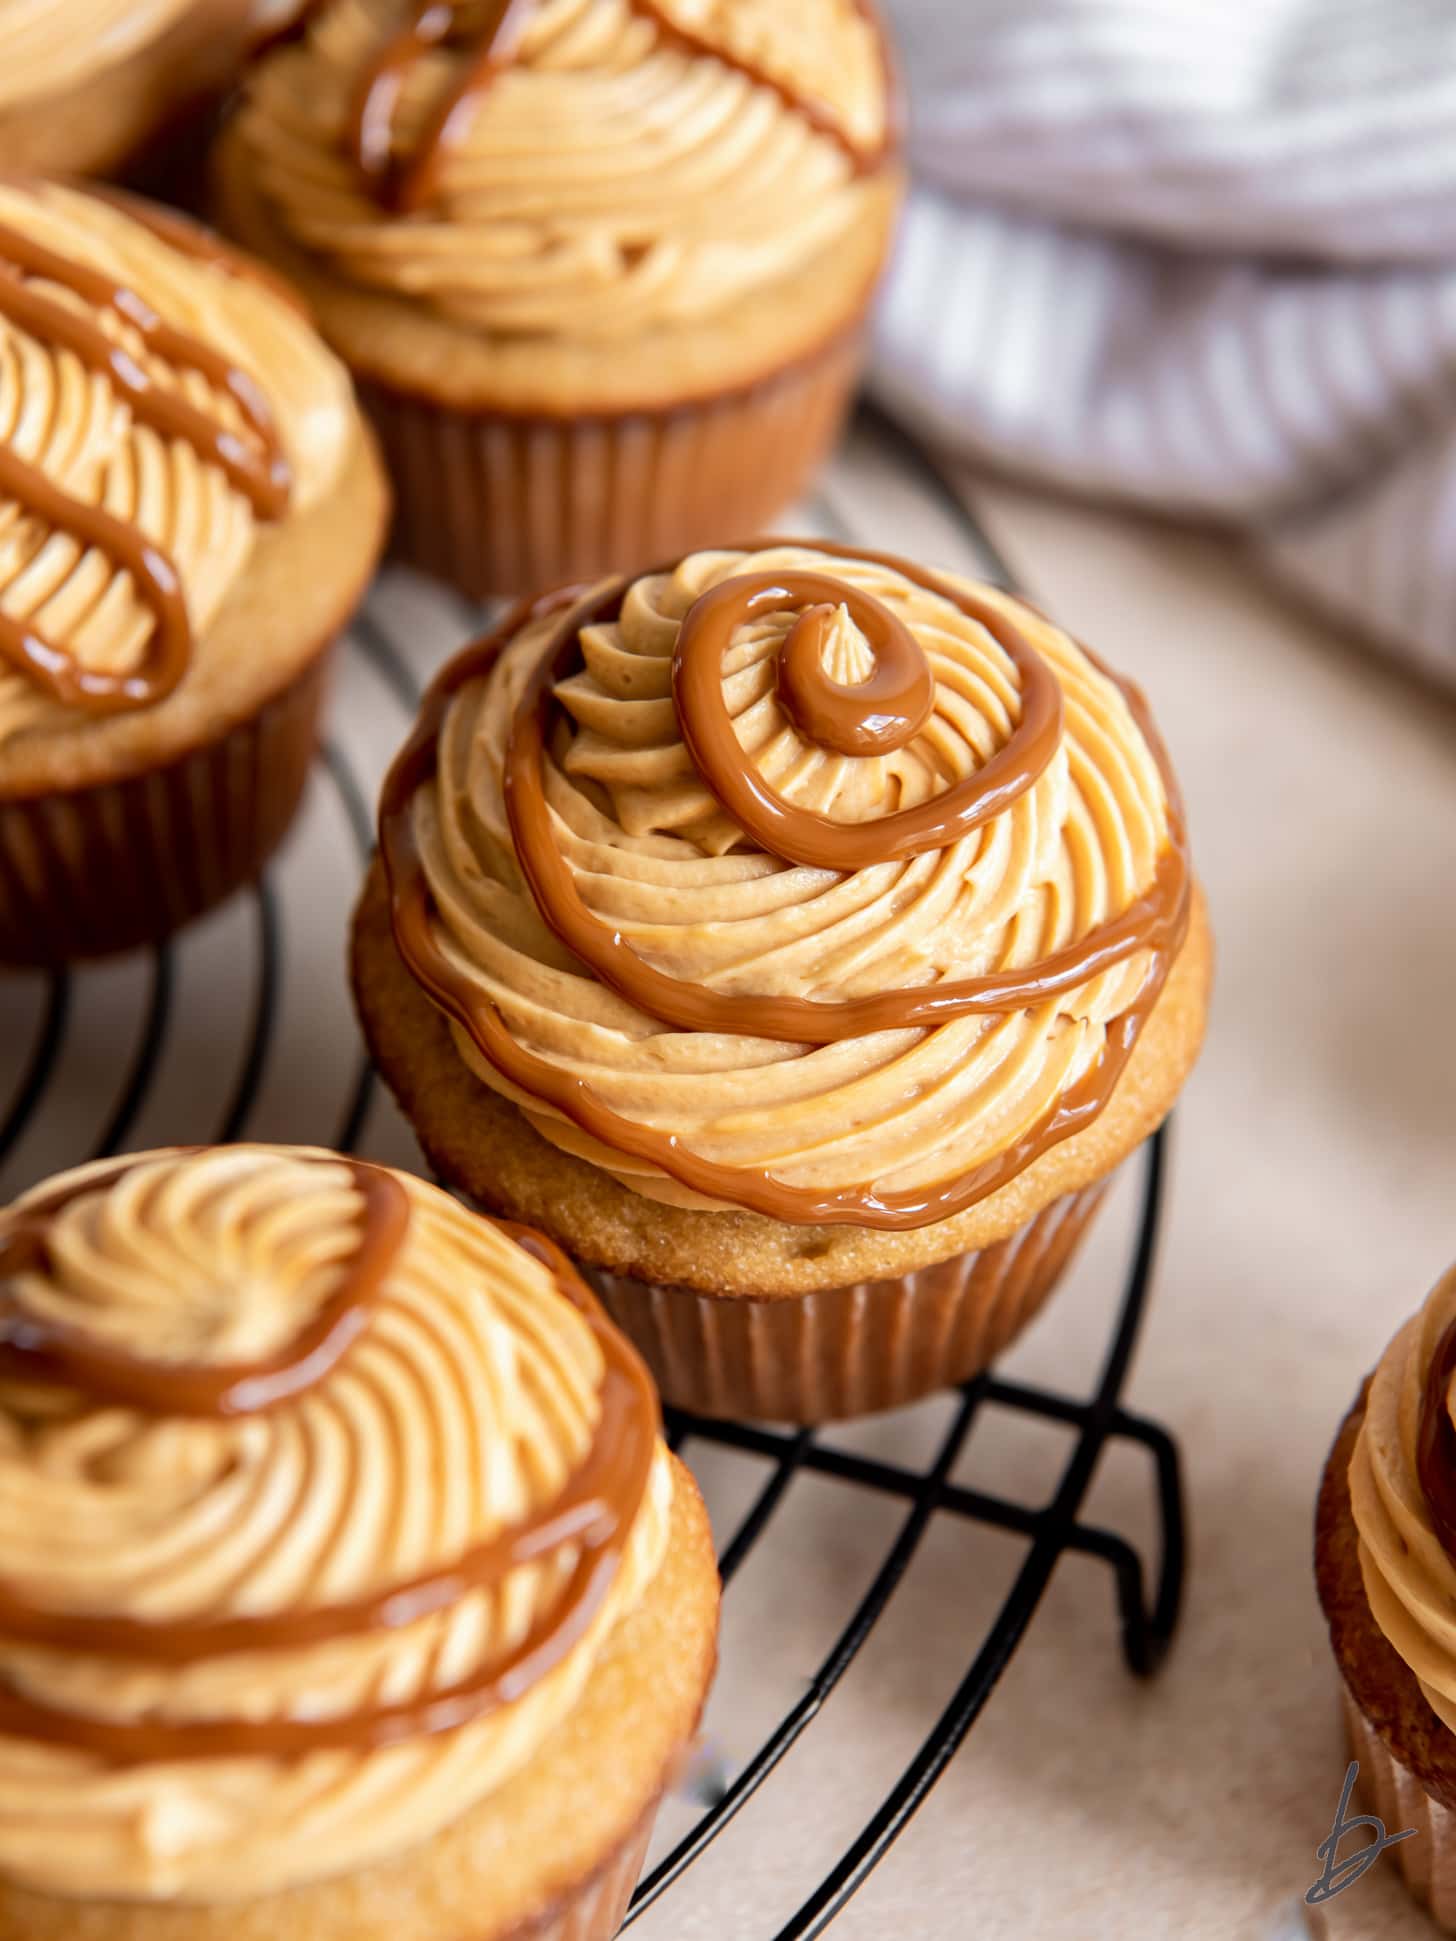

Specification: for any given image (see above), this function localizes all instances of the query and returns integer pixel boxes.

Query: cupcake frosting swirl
[1350,1265,1456,1733]
[0,1147,669,1901]
[383,542,1191,1229]
[0,0,198,109]
[0,0,298,109]
[0,181,353,751]
[238,0,894,339]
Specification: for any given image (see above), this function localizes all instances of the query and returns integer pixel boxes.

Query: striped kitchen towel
[872,0,1456,684]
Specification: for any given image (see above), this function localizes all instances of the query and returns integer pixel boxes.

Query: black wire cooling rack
[0,405,1187,1939]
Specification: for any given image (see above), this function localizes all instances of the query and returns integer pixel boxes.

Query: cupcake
[0,1144,717,1939]
[0,179,389,966]
[1316,1264,1456,1927]
[0,2,305,182]
[212,0,903,598]
[352,539,1213,1423]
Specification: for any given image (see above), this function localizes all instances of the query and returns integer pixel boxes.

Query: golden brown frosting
[0,2,305,112]
[237,0,894,339]
[1350,1265,1456,1734]
[0,1,196,110]
[381,542,1191,1230]
[0,180,353,751]
[0,1147,670,1901]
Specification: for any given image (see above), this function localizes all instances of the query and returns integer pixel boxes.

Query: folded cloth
[872,0,1456,685]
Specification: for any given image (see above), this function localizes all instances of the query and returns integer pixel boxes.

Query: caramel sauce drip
[1417,1314,1456,1562]
[0,1161,659,1764]
[774,580,934,759]
[0,206,293,716]
[348,0,893,214]
[0,1160,407,1416]
[380,541,1193,1230]
[0,444,190,712]
[87,183,315,323]
[669,566,1063,869]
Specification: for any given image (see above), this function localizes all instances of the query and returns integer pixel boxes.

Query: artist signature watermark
[1305,1761,1416,1907]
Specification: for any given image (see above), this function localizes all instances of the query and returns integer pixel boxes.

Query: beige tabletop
[0,420,1448,1939]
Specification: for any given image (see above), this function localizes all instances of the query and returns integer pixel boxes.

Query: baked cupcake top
[1349,1265,1456,1734]
[0,180,354,761]
[0,1146,668,1901]
[381,541,1193,1232]
[236,0,896,343]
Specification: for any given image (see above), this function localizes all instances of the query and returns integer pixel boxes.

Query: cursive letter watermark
[1305,1761,1416,1907]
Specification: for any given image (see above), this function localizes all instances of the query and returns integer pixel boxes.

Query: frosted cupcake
[1317,1264,1456,1929]
[0,179,388,964]
[0,1144,717,1940]
[213,0,903,596]
[0,2,304,180]
[353,539,1213,1421]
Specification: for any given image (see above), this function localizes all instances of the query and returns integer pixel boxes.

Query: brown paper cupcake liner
[358,326,866,600]
[0,642,335,967]
[1341,1685,1456,1926]
[583,1181,1108,1424]
[514,1806,656,1941]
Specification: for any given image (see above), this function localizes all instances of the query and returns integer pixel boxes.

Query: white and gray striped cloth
[872,0,1456,683]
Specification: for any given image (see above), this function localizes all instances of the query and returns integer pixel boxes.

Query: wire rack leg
[764,1129,1180,1941]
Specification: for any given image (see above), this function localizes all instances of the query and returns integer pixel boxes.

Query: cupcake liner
[1341,1685,1456,1925]
[583,1182,1108,1424]
[357,326,866,600]
[0,641,335,967]
[515,1806,656,1941]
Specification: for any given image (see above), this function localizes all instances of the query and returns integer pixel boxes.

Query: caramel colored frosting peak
[0,180,353,750]
[238,0,894,340]
[1350,1265,1456,1733]
[382,541,1191,1230]
[0,1147,668,1902]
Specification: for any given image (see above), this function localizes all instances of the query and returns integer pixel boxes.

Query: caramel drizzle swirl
[1417,1313,1456,1563]
[381,541,1193,1230]
[0,445,189,711]
[87,183,315,323]
[348,0,893,214]
[774,579,934,759]
[671,567,1063,869]
[0,1161,659,1763]
[0,206,293,716]
[0,1159,407,1416]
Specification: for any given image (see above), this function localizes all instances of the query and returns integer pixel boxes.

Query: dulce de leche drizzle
[1417,1313,1456,1562]
[348,0,893,214]
[0,1157,407,1416]
[670,566,1062,869]
[0,203,293,716]
[0,1157,659,1764]
[774,578,934,759]
[88,181,315,324]
[380,542,1193,1230]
